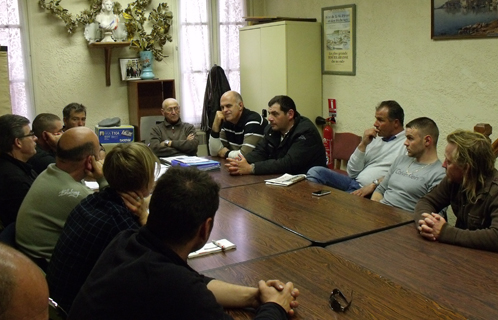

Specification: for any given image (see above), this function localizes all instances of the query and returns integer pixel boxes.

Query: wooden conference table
[326,224,498,320]
[207,158,279,189]
[219,180,414,246]
[188,198,310,272]
[204,247,465,319]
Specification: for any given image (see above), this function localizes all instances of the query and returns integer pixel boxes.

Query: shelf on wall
[88,42,131,86]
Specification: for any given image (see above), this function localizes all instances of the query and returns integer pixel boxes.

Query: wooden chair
[474,123,498,157]
[331,132,362,175]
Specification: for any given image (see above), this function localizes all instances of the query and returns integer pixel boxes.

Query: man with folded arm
[149,98,199,157]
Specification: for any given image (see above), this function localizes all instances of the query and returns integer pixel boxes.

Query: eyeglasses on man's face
[18,131,36,139]
[329,289,353,312]
[163,106,180,113]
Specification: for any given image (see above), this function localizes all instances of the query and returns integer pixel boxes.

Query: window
[0,0,33,118]
[179,0,246,127]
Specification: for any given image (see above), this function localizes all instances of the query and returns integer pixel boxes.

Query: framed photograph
[119,58,142,81]
[432,0,498,40]
[322,4,356,75]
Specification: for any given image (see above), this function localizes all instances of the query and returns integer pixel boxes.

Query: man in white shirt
[372,117,446,212]
[307,100,406,197]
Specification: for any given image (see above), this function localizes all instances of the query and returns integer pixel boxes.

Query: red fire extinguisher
[324,99,337,169]
[323,117,335,169]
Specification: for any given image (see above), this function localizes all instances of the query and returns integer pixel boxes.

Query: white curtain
[0,0,33,118]
[179,0,246,127]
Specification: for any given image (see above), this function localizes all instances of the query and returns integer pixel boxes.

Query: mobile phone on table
[312,190,331,197]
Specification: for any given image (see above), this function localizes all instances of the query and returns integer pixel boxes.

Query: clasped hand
[226,154,251,175]
[417,212,446,241]
[258,280,300,316]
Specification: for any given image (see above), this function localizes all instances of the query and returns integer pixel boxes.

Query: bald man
[209,91,267,159]
[0,244,49,320]
[16,127,108,264]
[149,98,199,157]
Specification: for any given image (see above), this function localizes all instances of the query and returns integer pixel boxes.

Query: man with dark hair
[209,91,268,159]
[27,113,64,174]
[371,117,445,212]
[416,130,498,252]
[149,98,199,157]
[62,102,86,130]
[62,102,106,159]
[47,143,160,311]
[307,100,406,197]
[226,95,325,175]
[0,114,38,228]
[69,167,299,319]
[16,127,107,263]
[0,244,49,320]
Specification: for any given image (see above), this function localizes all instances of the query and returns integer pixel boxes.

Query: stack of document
[265,173,306,186]
[188,239,236,259]
[160,156,221,171]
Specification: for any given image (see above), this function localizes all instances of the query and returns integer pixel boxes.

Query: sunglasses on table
[329,288,353,312]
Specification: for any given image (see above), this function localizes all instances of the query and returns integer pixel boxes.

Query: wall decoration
[322,4,356,75]
[39,0,173,60]
[432,0,498,39]
[38,0,121,34]
[123,2,173,61]
[119,58,142,80]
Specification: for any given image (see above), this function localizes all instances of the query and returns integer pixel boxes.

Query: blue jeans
[306,166,361,193]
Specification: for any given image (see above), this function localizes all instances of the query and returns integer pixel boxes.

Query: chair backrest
[140,115,164,144]
[0,222,48,271]
[0,222,16,247]
[332,132,361,170]
[49,298,68,320]
[474,123,498,157]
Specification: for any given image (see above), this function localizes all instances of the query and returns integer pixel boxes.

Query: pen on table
[212,240,225,251]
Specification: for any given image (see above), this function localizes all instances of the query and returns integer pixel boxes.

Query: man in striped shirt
[209,91,268,159]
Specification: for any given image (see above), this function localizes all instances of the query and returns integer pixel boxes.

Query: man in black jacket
[27,113,64,174]
[0,114,38,228]
[69,167,299,319]
[226,95,326,175]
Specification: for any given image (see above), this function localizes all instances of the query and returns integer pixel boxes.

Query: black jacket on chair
[201,65,231,132]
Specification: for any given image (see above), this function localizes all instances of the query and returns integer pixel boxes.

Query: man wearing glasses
[27,113,64,174]
[0,114,38,229]
[149,98,199,157]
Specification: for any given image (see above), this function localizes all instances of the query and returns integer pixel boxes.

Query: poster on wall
[322,4,356,75]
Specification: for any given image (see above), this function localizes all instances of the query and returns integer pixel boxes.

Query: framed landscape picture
[432,0,498,39]
[119,58,142,81]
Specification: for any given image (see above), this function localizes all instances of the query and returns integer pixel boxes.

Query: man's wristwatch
[164,140,171,146]
[224,150,230,159]
[372,179,380,186]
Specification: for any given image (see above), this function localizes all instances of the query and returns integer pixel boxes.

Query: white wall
[26,0,498,160]
[26,0,178,129]
[258,0,498,159]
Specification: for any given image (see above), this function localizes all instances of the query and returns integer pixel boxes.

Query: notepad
[160,156,221,171]
[188,239,236,259]
[265,174,306,186]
